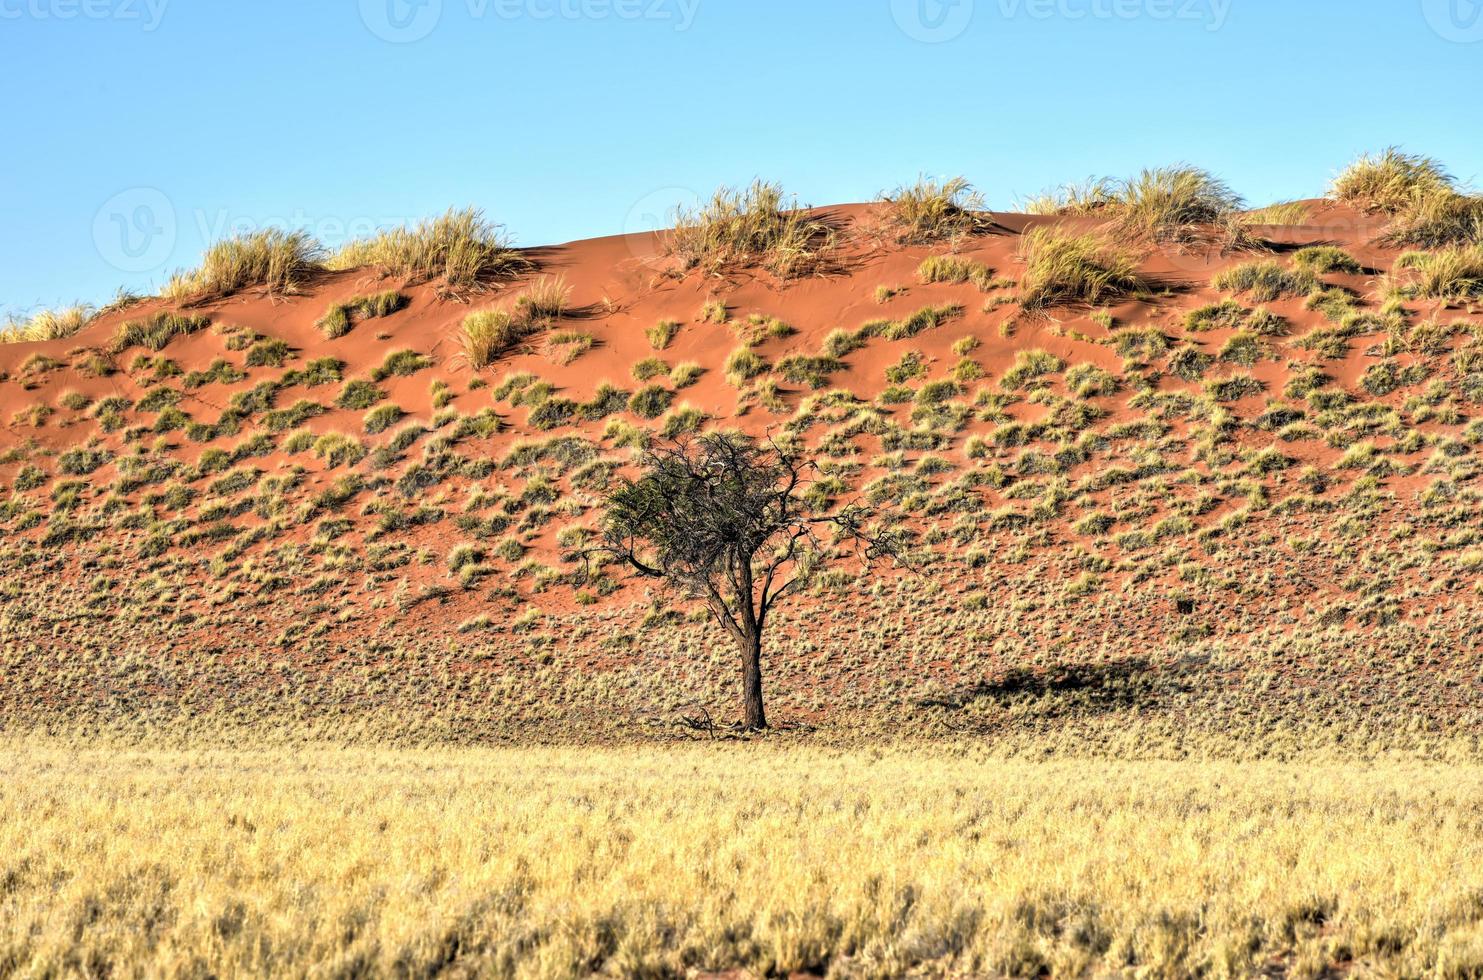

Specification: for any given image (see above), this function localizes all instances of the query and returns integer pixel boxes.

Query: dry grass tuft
[1212,260,1318,302]
[1022,167,1246,246]
[1020,178,1117,216]
[0,305,94,344]
[329,208,529,293]
[668,181,836,279]
[1017,229,1145,310]
[1389,245,1483,300]
[111,312,210,353]
[164,229,324,302]
[1240,201,1312,226]
[1383,191,1483,248]
[316,291,409,339]
[879,175,986,244]
[461,309,537,370]
[515,275,571,320]
[1109,166,1245,244]
[1331,147,1454,214]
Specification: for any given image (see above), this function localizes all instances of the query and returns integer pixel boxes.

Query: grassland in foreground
[3,745,1483,979]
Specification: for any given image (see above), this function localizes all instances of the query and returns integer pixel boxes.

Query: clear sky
[2,0,1480,320]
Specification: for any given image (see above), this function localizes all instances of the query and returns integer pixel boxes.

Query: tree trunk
[739,629,767,730]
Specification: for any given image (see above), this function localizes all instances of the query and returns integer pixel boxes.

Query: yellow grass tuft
[0,305,94,344]
[669,181,835,279]
[329,207,529,293]
[1331,147,1454,214]
[164,228,324,302]
[1017,228,1145,310]
[879,175,986,243]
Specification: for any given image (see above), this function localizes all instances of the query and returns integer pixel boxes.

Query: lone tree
[585,433,900,731]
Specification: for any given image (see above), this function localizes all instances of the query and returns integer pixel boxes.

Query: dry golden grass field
[4,744,1483,979]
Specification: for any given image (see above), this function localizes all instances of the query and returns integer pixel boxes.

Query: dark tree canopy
[587,432,899,730]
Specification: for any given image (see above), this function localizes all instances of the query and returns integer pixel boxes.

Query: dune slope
[1,201,1479,747]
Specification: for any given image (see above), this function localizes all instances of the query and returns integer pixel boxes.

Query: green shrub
[629,385,674,418]
[1001,349,1064,390]
[632,357,670,382]
[336,379,385,410]
[775,355,843,389]
[659,405,708,438]
[282,357,344,387]
[312,433,368,468]
[529,398,579,430]
[1112,327,1169,361]
[1168,346,1213,381]
[867,304,963,341]
[669,363,703,388]
[1205,373,1264,402]
[245,338,293,368]
[1188,300,1253,333]
[1218,330,1264,367]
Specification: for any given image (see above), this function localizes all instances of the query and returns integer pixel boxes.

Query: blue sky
[2,0,1480,320]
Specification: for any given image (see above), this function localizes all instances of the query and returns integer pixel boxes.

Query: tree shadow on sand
[914,656,1183,722]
